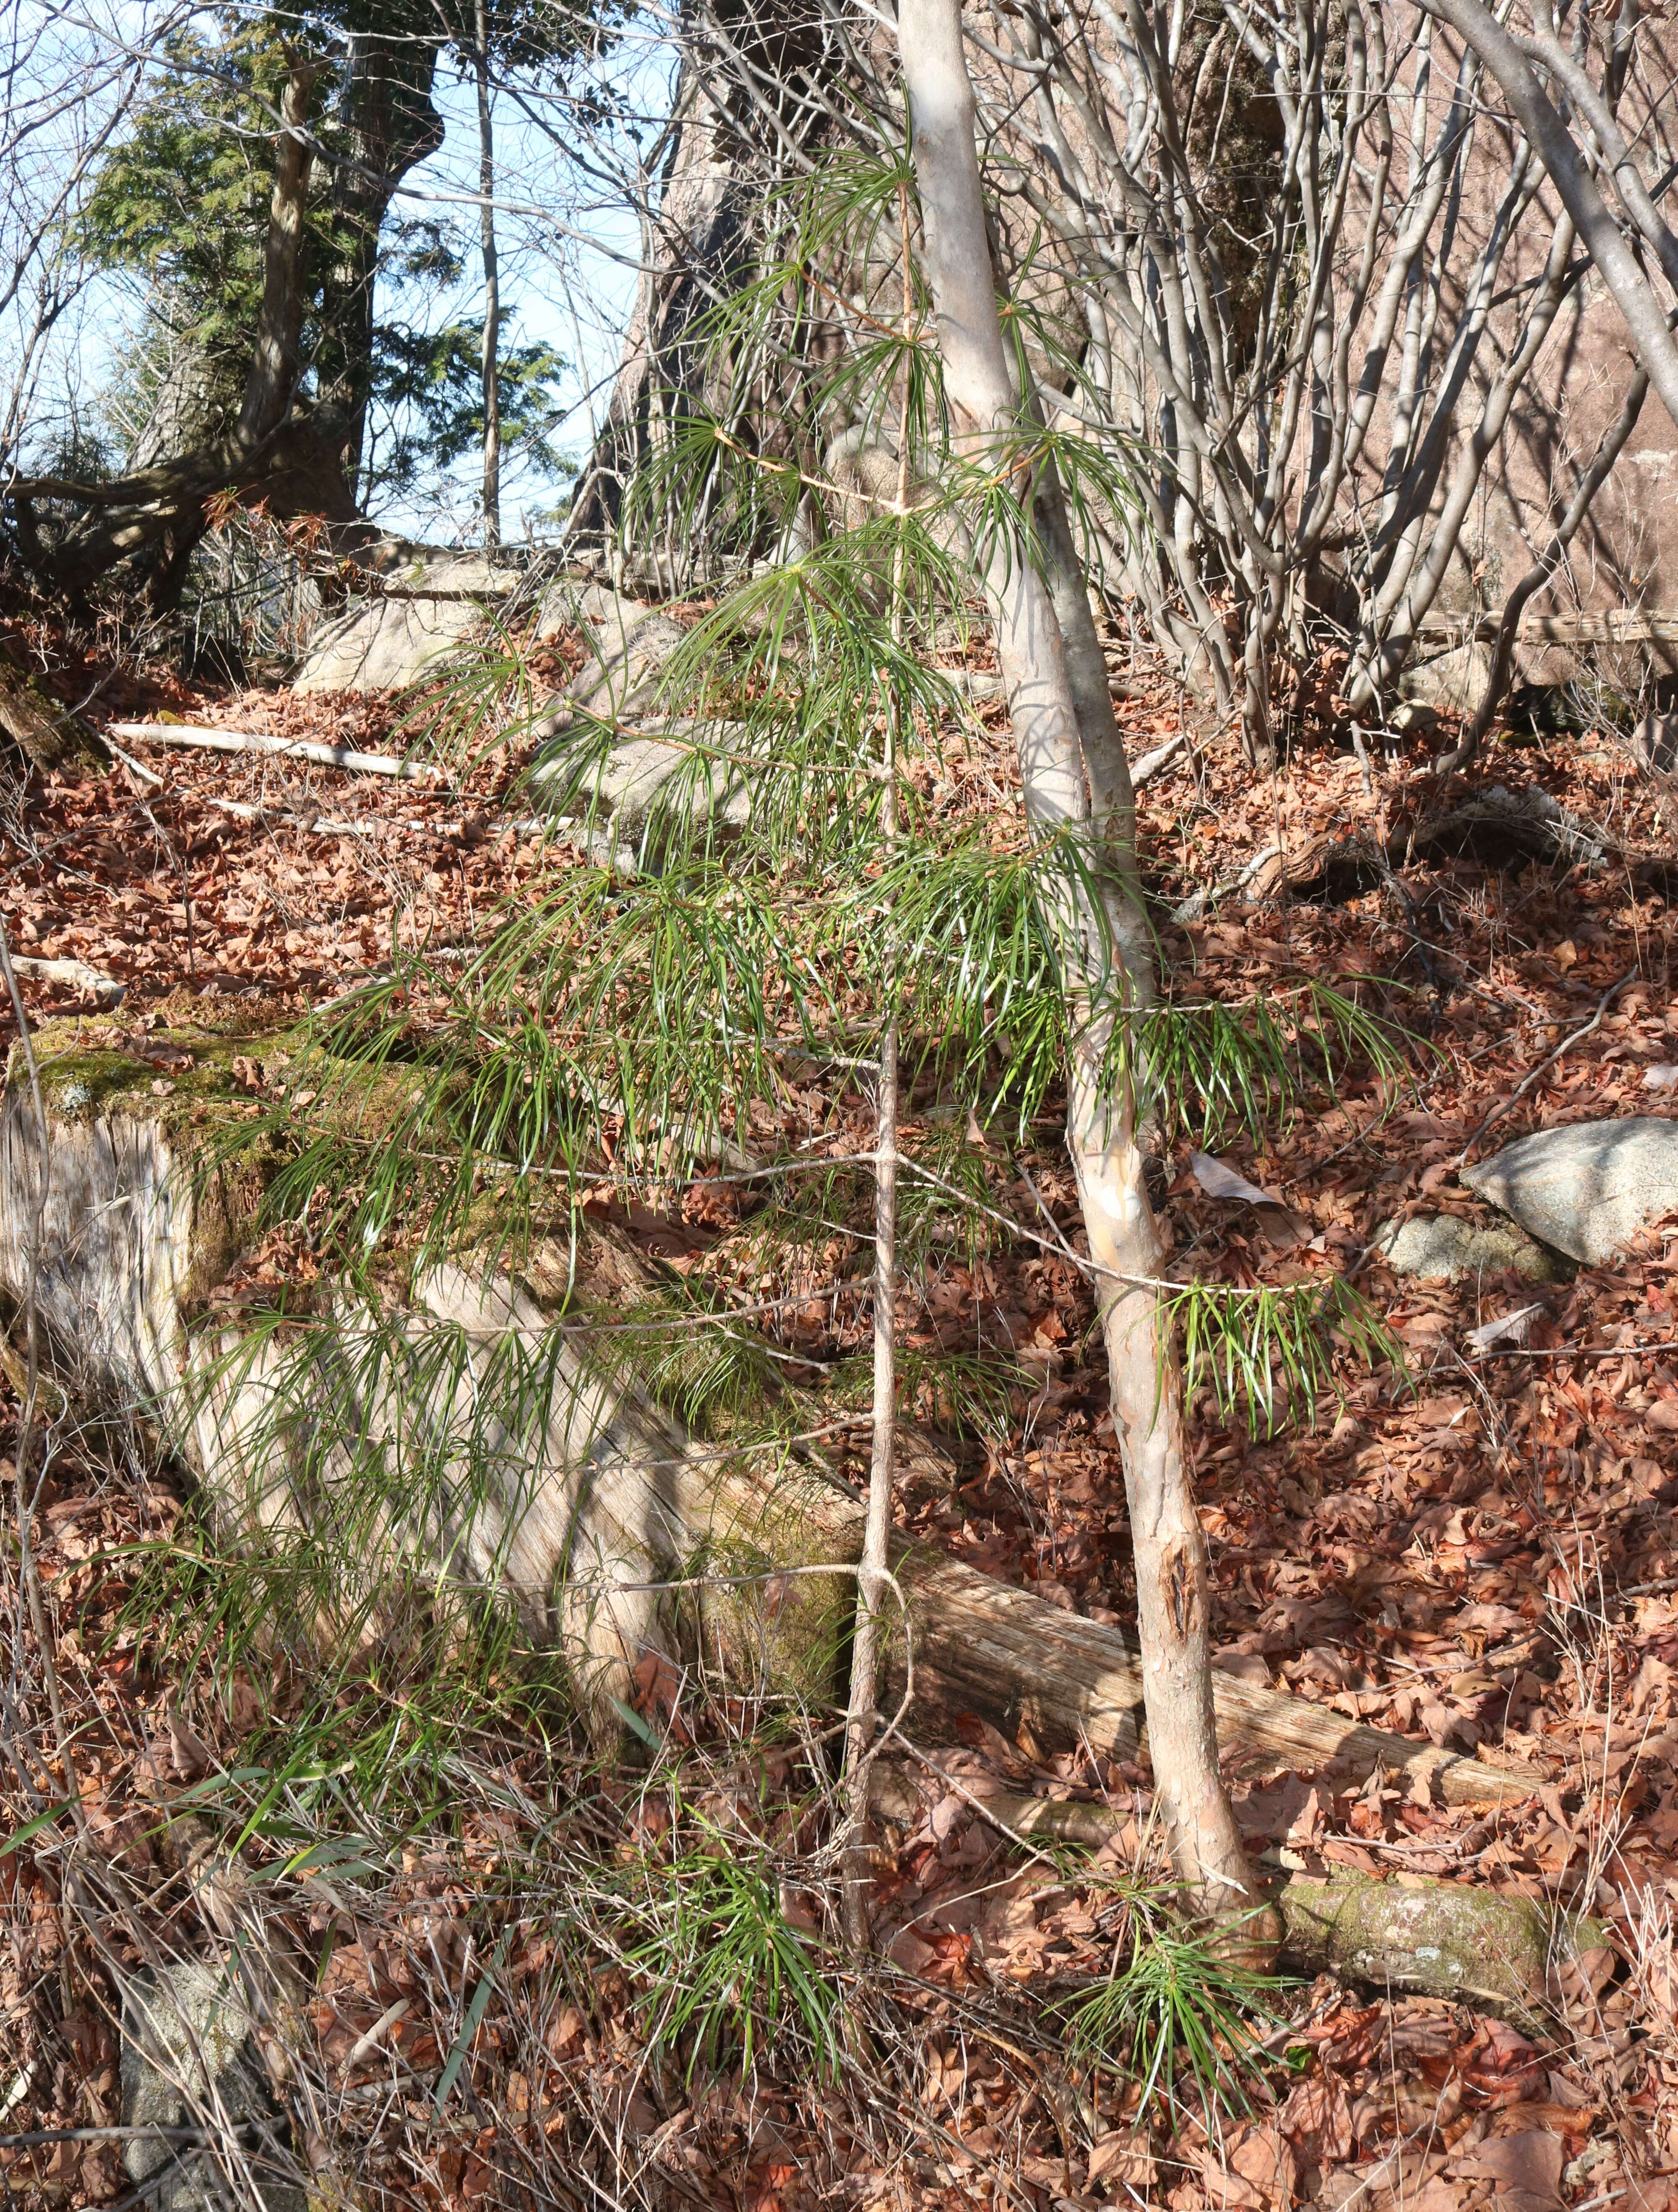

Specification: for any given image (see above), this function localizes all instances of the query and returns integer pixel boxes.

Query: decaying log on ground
[1172,781,1635,921]
[0,1023,1545,1811]
[868,1768,1600,2014]
[1274,1868,1603,2016]
[0,639,110,775]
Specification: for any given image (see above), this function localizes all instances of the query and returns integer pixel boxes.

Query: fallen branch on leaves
[203,796,552,843]
[0,1024,1546,1818]
[1131,729,1191,787]
[1172,781,1639,922]
[868,1766,1600,2016]
[4,957,125,1009]
[104,722,446,783]
[1454,965,1639,1163]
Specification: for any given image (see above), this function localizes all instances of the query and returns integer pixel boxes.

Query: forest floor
[2,605,1677,2210]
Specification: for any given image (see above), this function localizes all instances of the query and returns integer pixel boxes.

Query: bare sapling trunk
[841,1017,898,1949]
[842,196,915,1952]
[474,0,501,549]
[897,0,1267,1927]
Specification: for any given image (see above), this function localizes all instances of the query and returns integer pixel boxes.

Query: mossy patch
[679,1464,862,1714]
[9,1009,299,1130]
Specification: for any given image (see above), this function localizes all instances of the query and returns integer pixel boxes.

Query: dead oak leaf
[1087,2129,1154,2186]
[1229,2124,1299,2209]
[1199,2150,1266,2211]
[1277,2072,1355,2164]
[1449,2129,1563,2212]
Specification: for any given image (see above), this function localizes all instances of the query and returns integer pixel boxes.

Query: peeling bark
[896,0,1264,1924]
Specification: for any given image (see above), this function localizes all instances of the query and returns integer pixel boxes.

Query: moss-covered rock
[1278,1868,1602,2018]
[0,1014,297,1409]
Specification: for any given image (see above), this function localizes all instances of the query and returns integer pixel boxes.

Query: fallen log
[0,1023,1545,1810]
[5,956,125,1009]
[0,639,110,775]
[868,1767,1600,2016]
[104,723,446,782]
[1416,605,1678,647]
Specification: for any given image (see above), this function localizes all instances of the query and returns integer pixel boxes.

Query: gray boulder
[121,1961,303,2212]
[531,729,754,864]
[532,581,689,721]
[528,587,756,857]
[1462,1116,1678,1265]
[1400,639,1493,717]
[1373,1214,1566,1283]
[571,590,689,720]
[294,595,482,693]
[294,549,518,695]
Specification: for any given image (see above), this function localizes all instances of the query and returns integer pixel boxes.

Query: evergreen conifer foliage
[227,117,1407,1942]
[11,39,352,603]
[82,21,303,378]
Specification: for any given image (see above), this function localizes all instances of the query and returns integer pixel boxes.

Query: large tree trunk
[896,0,1264,1925]
[124,339,242,477]
[565,45,757,578]
[0,1026,1541,1815]
[565,1,842,586]
[313,18,446,496]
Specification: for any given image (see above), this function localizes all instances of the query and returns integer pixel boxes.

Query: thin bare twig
[1454,965,1639,1165]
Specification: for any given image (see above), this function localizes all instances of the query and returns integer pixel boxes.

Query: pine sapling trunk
[897,0,1269,1926]
[842,195,914,1952]
[841,1016,897,1950]
[1066,1046,1256,1903]
[474,0,501,549]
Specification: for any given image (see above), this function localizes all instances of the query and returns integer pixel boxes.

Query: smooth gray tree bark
[1423,0,1678,430]
[896,0,1267,1926]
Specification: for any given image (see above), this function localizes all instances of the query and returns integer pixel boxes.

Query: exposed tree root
[0,639,110,775]
[1171,780,1641,922]
[868,1767,1599,2015]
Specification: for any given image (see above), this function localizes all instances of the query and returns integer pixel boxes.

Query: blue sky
[0,0,667,545]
